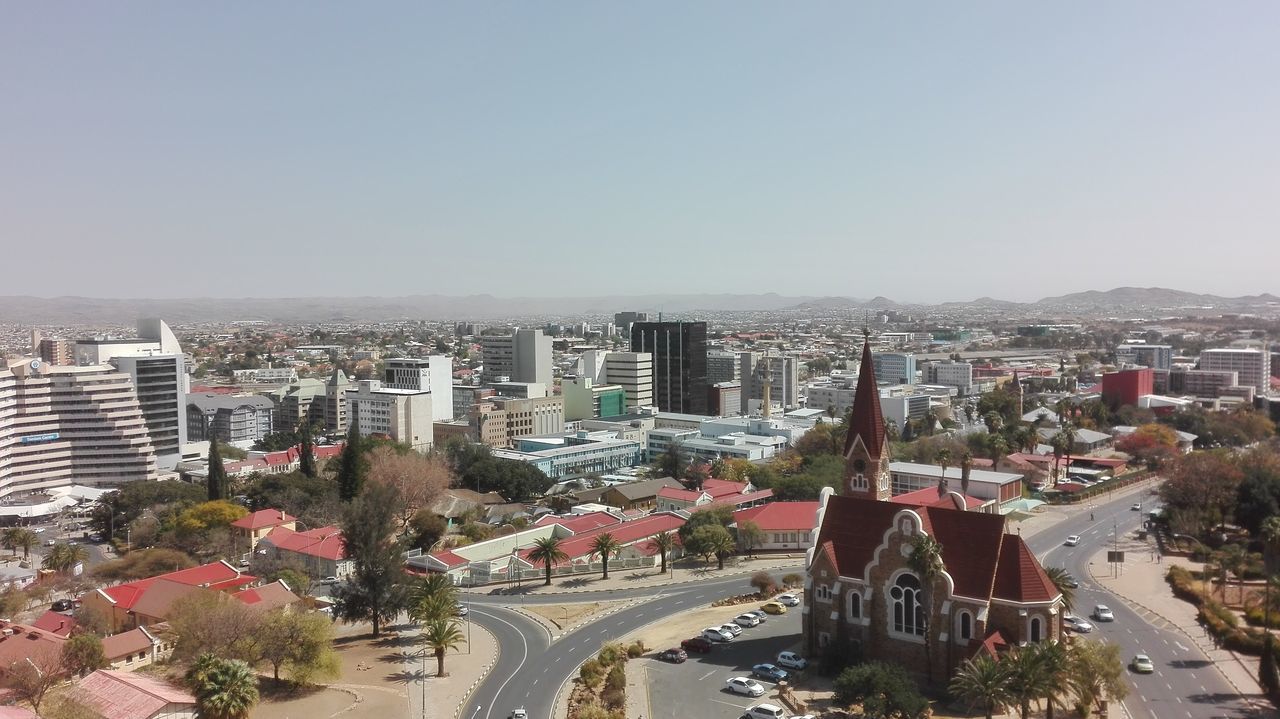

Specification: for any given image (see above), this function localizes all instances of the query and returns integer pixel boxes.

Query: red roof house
[74,670,195,719]
[81,560,256,633]
[258,526,351,581]
[733,502,819,551]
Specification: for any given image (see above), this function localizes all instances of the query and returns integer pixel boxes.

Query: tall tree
[1029,640,1071,719]
[42,542,88,574]
[366,446,453,531]
[336,420,368,502]
[528,535,568,586]
[421,618,464,677]
[298,424,317,478]
[959,450,974,496]
[907,533,945,685]
[647,531,676,573]
[1067,639,1128,716]
[589,533,623,580]
[1006,645,1055,719]
[1262,516,1280,628]
[949,654,1012,719]
[186,655,260,719]
[207,436,228,502]
[61,633,108,677]
[936,448,952,493]
[332,482,409,637]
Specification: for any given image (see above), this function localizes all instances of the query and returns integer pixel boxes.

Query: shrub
[782,573,804,589]
[1244,607,1280,629]
[750,571,777,596]
[575,700,612,719]
[626,640,645,658]
[579,659,604,686]
[605,663,626,693]
[597,642,625,666]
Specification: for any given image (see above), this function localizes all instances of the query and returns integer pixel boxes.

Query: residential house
[257,525,352,580]
[31,610,77,637]
[1036,426,1114,454]
[654,478,773,513]
[232,579,302,612]
[0,619,64,680]
[600,477,684,511]
[74,670,196,719]
[102,626,171,670]
[80,561,256,633]
[230,508,297,554]
[430,489,507,529]
[733,502,819,551]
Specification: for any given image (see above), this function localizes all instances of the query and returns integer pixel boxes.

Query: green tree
[186,654,260,719]
[676,504,734,544]
[332,482,409,637]
[2,527,23,557]
[589,533,623,580]
[528,535,568,586]
[959,450,974,496]
[41,542,88,573]
[336,421,368,502]
[298,425,317,478]
[655,441,686,480]
[1262,516,1280,629]
[11,527,37,560]
[1029,639,1071,719]
[61,633,108,677]
[833,661,929,719]
[1067,639,1129,717]
[936,448,952,491]
[687,524,736,570]
[907,533,944,685]
[421,618,465,677]
[949,654,1012,719]
[207,436,228,502]
[736,520,766,557]
[1006,645,1055,719]
[257,610,340,684]
[647,531,676,573]
[406,510,449,551]
[1044,566,1076,614]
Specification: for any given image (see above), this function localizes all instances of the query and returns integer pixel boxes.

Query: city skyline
[5,3,1280,301]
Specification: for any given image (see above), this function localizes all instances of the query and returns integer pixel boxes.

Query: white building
[346,380,435,451]
[923,360,974,395]
[579,350,653,410]
[871,352,916,385]
[741,352,800,413]
[382,356,455,422]
[1116,344,1173,371]
[0,358,159,498]
[481,329,552,386]
[1200,348,1271,393]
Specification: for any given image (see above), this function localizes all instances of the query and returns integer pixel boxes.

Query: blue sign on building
[19,433,60,445]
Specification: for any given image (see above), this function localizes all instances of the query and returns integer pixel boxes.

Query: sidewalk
[458,555,806,597]
[1090,532,1279,718]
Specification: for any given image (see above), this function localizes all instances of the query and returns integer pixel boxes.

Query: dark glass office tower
[630,321,708,415]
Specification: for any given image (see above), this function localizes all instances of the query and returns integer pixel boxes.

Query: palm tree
[936,448,952,492]
[1044,566,1076,614]
[1220,543,1250,605]
[528,536,568,586]
[589,533,623,580]
[188,655,259,719]
[907,533,945,685]
[42,542,89,574]
[1006,645,1055,719]
[1028,639,1071,719]
[647,531,676,574]
[959,450,973,496]
[707,530,736,571]
[949,654,1012,719]
[421,618,464,677]
[989,435,1009,476]
[13,529,36,561]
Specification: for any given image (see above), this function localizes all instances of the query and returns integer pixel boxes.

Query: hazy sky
[5,3,1279,303]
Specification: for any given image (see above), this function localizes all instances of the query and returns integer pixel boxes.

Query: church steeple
[843,333,892,500]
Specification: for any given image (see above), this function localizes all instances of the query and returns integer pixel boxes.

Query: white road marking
[699,670,716,681]
[1175,641,1189,652]
[709,699,751,709]
[473,608,530,719]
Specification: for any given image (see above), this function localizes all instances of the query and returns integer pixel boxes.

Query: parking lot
[631,600,806,719]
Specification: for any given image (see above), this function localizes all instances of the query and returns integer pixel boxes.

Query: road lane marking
[1175,641,1189,652]
[473,608,530,719]
[699,670,716,681]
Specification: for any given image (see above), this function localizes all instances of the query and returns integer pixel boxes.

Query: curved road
[462,485,1262,719]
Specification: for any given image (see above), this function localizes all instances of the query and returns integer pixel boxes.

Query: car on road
[1130,654,1154,674]
[739,703,787,719]
[1092,604,1115,622]
[725,677,766,697]
[1064,535,1081,547]
[89,534,103,543]
[761,601,788,615]
[681,637,713,654]
[508,709,526,719]
[44,538,56,547]
[751,663,789,682]
[1131,503,1142,511]
[776,651,808,670]
[317,576,339,585]
[702,627,734,643]
[720,622,743,636]
[775,593,801,606]
[454,601,468,616]
[32,527,46,534]
[1063,615,1094,633]
[735,613,761,628]
[656,648,687,663]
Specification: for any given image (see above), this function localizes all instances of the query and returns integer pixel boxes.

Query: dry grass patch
[524,601,628,629]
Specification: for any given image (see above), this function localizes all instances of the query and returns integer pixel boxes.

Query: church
[803,336,1063,684]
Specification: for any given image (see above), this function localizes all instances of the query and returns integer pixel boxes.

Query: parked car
[318,576,339,585]
[751,663,788,682]
[720,622,743,637]
[44,538,56,547]
[656,648,687,663]
[1064,535,1081,547]
[1092,604,1115,622]
[735,613,761,628]
[32,528,46,534]
[775,593,801,606]
[702,627,733,643]
[1063,615,1094,633]
[761,601,788,615]
[725,677,766,697]
[51,599,73,612]
[1130,654,1154,674]
[740,703,787,719]
[681,637,713,654]
[776,651,808,670]
[745,609,768,623]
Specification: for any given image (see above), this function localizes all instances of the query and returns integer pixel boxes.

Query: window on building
[818,632,831,648]
[847,591,862,619]
[815,583,832,602]
[890,573,925,636]
[1030,616,1043,643]
[957,611,972,641]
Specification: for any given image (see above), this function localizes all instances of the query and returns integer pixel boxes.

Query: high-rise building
[346,380,435,451]
[481,329,552,386]
[630,321,708,415]
[562,376,626,421]
[613,311,649,337]
[31,331,74,367]
[707,382,742,417]
[187,394,274,445]
[706,351,740,385]
[740,352,800,414]
[871,352,915,385]
[1116,344,1173,371]
[74,319,187,468]
[922,360,974,394]
[0,358,158,498]
[1200,348,1271,392]
[382,356,454,422]
[491,395,565,446]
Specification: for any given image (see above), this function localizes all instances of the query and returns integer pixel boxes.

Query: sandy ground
[523,600,630,630]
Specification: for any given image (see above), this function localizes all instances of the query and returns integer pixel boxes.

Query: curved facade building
[0,358,158,499]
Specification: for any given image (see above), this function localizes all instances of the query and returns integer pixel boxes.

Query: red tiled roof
[843,338,886,459]
[702,479,754,499]
[0,621,64,673]
[232,580,300,611]
[889,487,985,510]
[734,502,819,531]
[430,549,468,568]
[656,487,706,502]
[31,610,77,637]
[992,534,1060,603]
[97,561,255,610]
[708,488,773,508]
[230,508,296,530]
[545,511,622,534]
[975,629,1011,659]
[262,525,346,561]
[75,670,194,719]
[519,513,687,565]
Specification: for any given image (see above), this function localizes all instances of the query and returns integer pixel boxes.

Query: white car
[1064,535,1081,547]
[702,627,734,643]
[775,593,801,607]
[776,651,808,670]
[740,703,787,719]
[720,622,743,637]
[735,613,761,628]
[1092,604,1115,622]
[725,677,766,697]
[1063,615,1094,633]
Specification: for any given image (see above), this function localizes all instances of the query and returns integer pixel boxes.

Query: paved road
[1033,489,1259,719]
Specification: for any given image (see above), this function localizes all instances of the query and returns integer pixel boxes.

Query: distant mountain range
[0,286,1275,324]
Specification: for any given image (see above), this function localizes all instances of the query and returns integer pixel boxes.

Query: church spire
[844,336,886,460]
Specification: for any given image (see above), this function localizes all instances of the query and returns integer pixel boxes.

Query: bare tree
[4,644,63,711]
[366,446,454,531]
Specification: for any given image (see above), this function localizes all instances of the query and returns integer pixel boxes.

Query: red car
[680,637,713,654]
[657,648,688,663]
